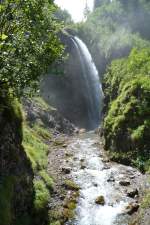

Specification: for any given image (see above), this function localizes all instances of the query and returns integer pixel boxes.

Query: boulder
[95,195,105,205]
[125,202,139,215]
[62,167,71,174]
[127,188,138,198]
[119,180,130,186]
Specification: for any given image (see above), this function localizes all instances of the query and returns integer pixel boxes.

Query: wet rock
[62,144,68,148]
[125,202,139,215]
[73,157,78,161]
[64,180,80,191]
[102,158,110,163]
[93,183,98,187]
[119,180,130,186]
[127,188,138,198]
[65,152,73,157]
[79,128,86,133]
[80,158,85,162]
[102,165,110,170]
[95,195,105,205]
[80,164,86,170]
[62,167,71,174]
[130,175,136,179]
[107,175,115,182]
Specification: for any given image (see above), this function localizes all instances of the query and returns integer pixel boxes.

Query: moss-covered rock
[0,91,34,225]
[104,76,150,171]
[103,49,150,172]
[95,195,105,205]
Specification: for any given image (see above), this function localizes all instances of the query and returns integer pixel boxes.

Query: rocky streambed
[47,131,144,225]
[65,132,143,225]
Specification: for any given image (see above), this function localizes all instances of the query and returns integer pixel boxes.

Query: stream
[66,132,142,225]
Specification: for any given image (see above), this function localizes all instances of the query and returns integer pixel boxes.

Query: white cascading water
[66,133,142,225]
[72,36,103,129]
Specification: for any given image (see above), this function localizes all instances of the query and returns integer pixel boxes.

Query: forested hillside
[75,0,150,76]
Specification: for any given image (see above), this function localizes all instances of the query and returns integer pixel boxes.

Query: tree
[55,8,73,25]
[84,1,90,19]
[0,0,64,97]
[94,0,110,8]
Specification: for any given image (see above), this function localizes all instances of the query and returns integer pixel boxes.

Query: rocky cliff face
[23,98,76,135]
[0,95,34,225]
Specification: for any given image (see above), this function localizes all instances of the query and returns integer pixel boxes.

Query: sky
[55,0,94,22]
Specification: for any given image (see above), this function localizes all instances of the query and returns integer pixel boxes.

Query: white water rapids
[66,132,142,225]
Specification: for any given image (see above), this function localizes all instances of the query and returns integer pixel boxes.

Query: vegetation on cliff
[0,92,33,225]
[74,0,150,76]
[102,48,150,172]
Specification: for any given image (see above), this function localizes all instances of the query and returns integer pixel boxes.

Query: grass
[23,121,55,217]
[22,98,56,222]
[23,124,49,171]
[39,170,54,190]
[33,97,56,111]
[33,180,50,211]
[141,190,150,209]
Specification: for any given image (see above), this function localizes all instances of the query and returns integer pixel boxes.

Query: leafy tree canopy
[0,0,64,97]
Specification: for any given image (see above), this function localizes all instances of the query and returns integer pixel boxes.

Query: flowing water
[66,132,142,225]
[62,37,142,224]
[71,36,103,130]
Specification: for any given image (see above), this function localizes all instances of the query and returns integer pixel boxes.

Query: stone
[79,128,86,133]
[62,167,71,174]
[125,202,139,215]
[127,188,139,198]
[64,180,80,191]
[80,158,85,162]
[107,175,115,182]
[80,164,86,170]
[102,158,110,163]
[102,165,110,170]
[119,180,130,186]
[62,144,68,148]
[95,195,105,205]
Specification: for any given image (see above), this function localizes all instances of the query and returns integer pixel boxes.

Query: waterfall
[72,36,103,129]
[41,35,103,130]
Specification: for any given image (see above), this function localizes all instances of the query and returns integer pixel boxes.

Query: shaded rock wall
[0,96,34,225]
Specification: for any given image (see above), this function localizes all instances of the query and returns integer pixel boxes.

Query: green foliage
[23,124,48,171]
[103,49,150,172]
[55,8,73,25]
[104,48,150,106]
[39,170,54,190]
[34,180,50,211]
[0,176,14,225]
[74,0,150,75]
[142,191,150,209]
[33,97,55,111]
[22,99,55,223]
[0,0,64,97]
